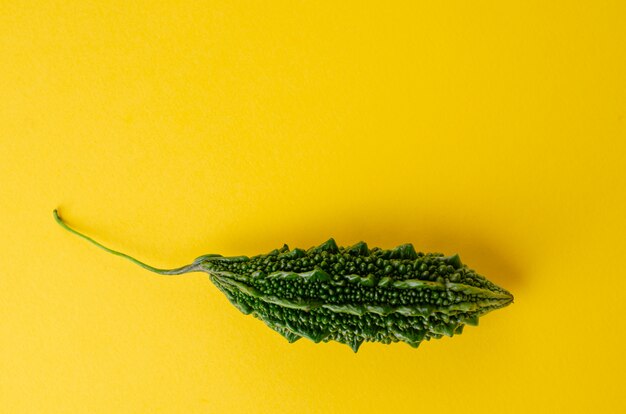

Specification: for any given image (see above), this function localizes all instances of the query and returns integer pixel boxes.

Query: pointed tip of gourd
[501,291,515,307]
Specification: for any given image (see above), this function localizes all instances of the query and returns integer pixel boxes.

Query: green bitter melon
[53,210,513,352]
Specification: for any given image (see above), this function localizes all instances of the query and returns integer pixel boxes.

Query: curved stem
[53,209,202,275]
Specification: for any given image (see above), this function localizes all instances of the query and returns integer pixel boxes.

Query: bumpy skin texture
[52,211,513,352]
[194,238,513,352]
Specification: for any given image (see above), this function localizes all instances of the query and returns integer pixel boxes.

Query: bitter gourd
[53,210,513,352]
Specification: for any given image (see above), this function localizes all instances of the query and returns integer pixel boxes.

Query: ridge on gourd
[53,210,514,352]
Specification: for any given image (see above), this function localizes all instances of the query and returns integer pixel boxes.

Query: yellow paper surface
[2,1,625,412]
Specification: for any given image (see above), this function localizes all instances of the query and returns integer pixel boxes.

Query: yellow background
[2,1,625,412]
